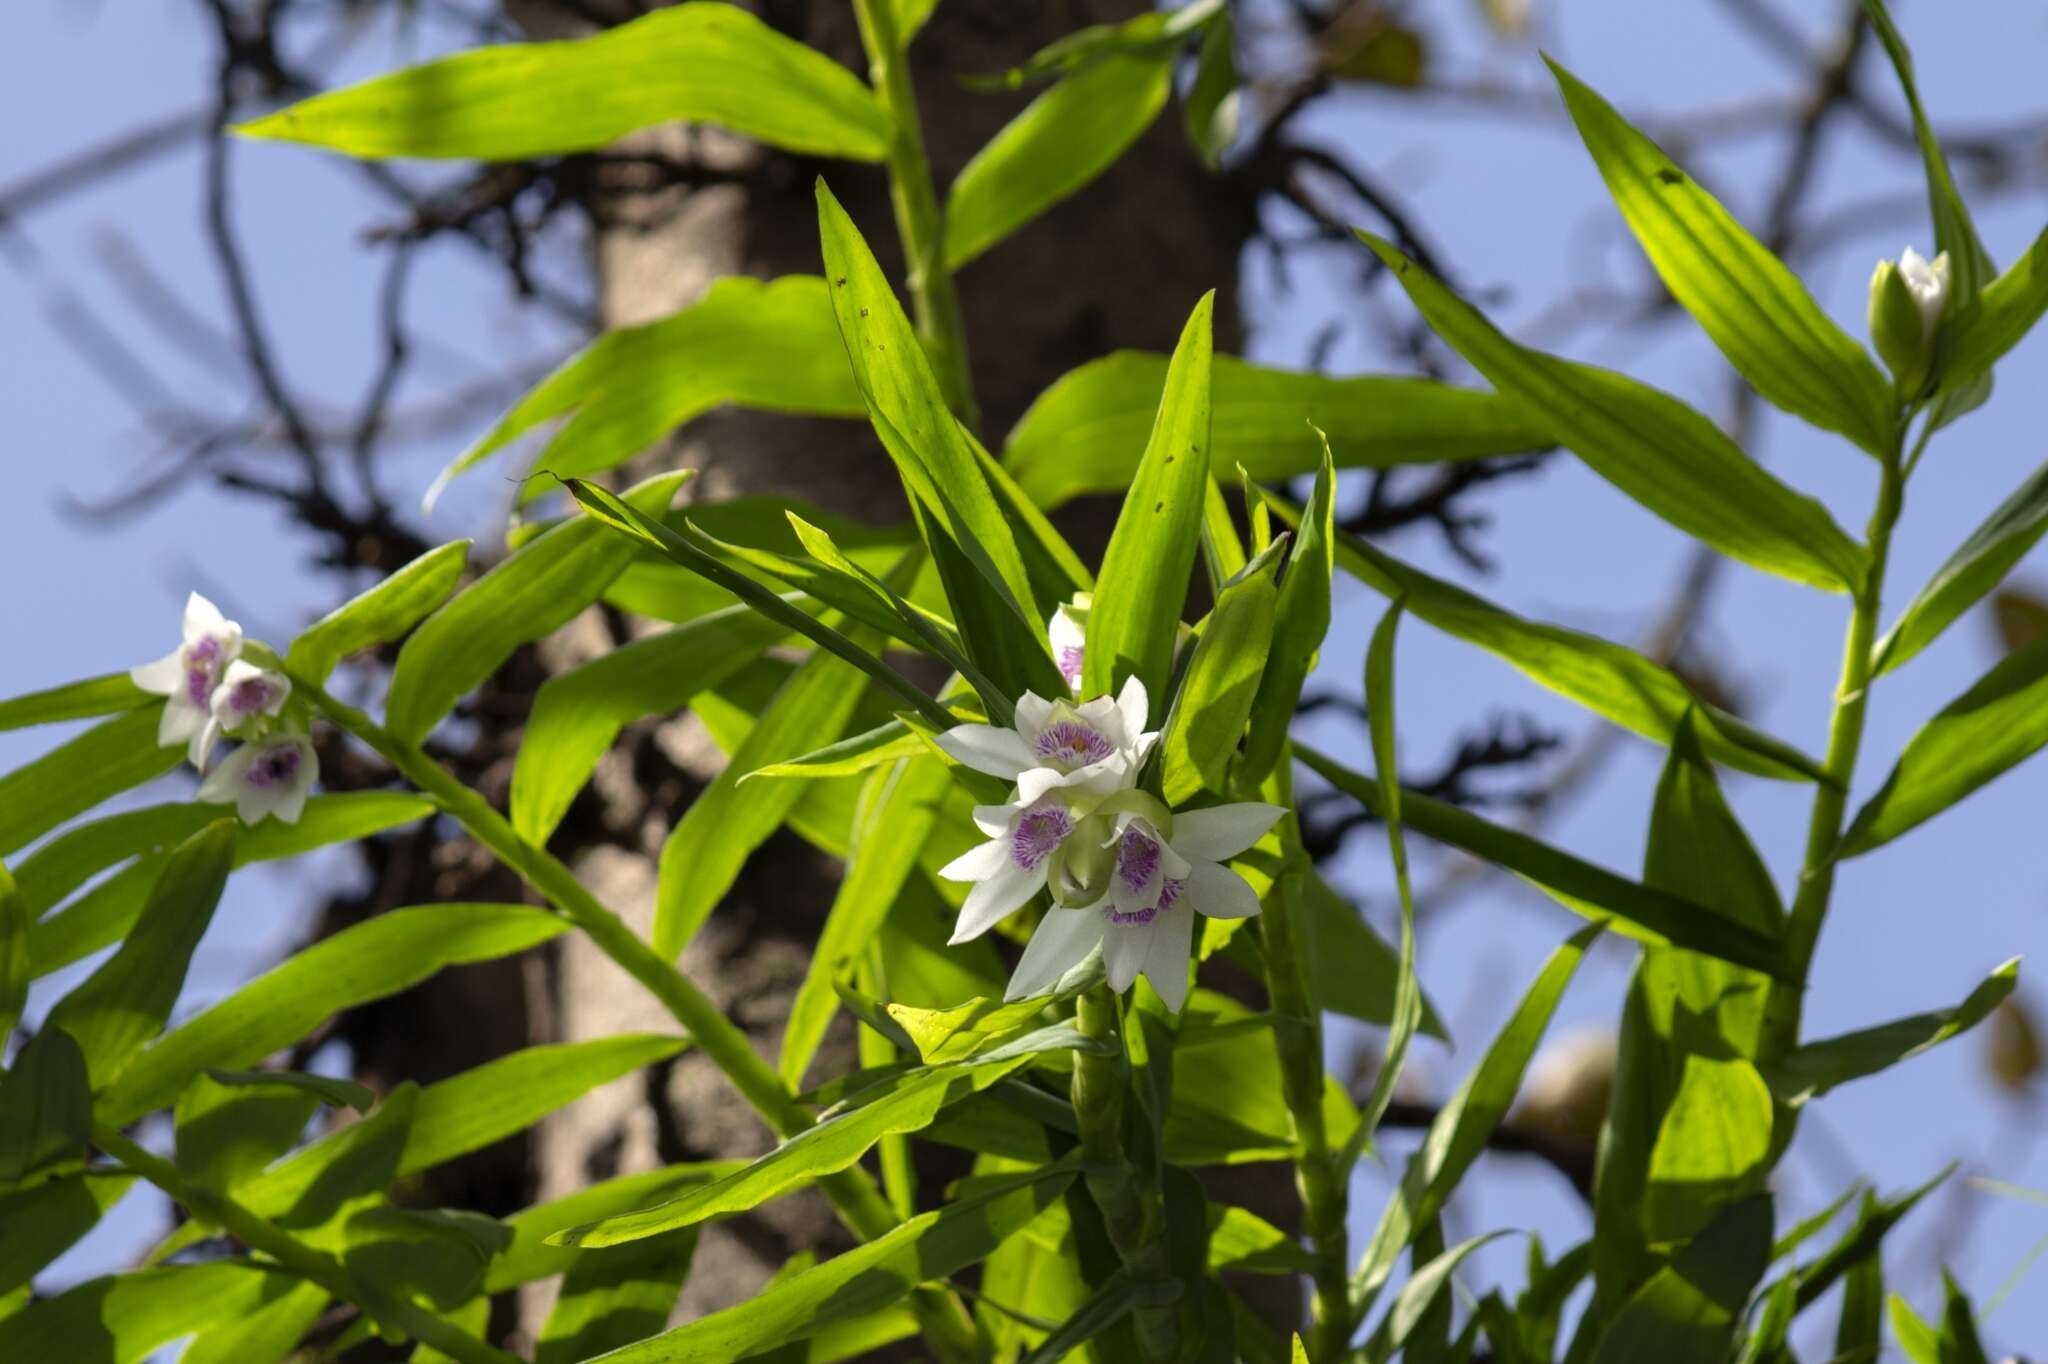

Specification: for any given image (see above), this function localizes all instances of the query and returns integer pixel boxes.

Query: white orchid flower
[197,732,317,826]
[1047,595,1091,691]
[935,677,1157,805]
[1005,800,1286,1012]
[194,660,292,769]
[130,592,244,764]
[1896,246,1952,338]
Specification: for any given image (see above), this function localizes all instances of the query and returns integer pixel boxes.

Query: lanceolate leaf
[536,1223,696,1364]
[943,50,1174,270]
[435,276,864,503]
[0,1028,92,1185]
[598,1161,1078,1363]
[43,820,235,1089]
[236,3,889,162]
[1874,453,2048,674]
[1765,959,2018,1103]
[0,1172,133,1298]
[1242,442,1335,784]
[285,540,470,684]
[1359,232,1867,593]
[1265,490,1827,783]
[1085,292,1215,699]
[1591,1196,1774,1364]
[1161,538,1280,801]
[1936,226,2048,396]
[0,705,179,859]
[100,903,567,1123]
[1843,634,2048,853]
[1548,59,1894,454]
[510,602,791,845]
[0,674,150,732]
[0,1262,301,1364]
[1297,744,1789,978]
[1004,350,1549,509]
[385,471,688,744]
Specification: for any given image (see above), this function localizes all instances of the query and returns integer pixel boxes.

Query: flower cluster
[935,670,1282,1013]
[131,593,317,825]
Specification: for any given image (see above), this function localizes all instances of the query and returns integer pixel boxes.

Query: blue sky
[5,1,2046,1356]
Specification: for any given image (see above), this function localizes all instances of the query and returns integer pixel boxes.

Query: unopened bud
[1869,246,1949,396]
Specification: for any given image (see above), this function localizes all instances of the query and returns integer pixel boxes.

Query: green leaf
[0,674,150,732]
[1184,12,1239,167]
[174,1070,329,1194]
[384,471,687,743]
[1359,232,1867,593]
[1383,1232,1514,1354]
[1936,226,2048,396]
[1018,1271,1140,1364]
[1592,1196,1774,1364]
[179,1281,329,1364]
[1264,492,1826,783]
[1086,292,1215,698]
[562,477,959,729]
[1791,1167,1948,1314]
[286,541,470,684]
[0,1263,302,1364]
[1547,59,1893,454]
[1297,744,1790,978]
[1642,1055,1775,1245]
[343,1206,512,1312]
[28,793,436,980]
[781,758,952,1087]
[0,1172,132,1298]
[438,276,863,501]
[745,714,935,781]
[536,1223,696,1364]
[236,3,888,162]
[1874,454,2048,674]
[653,636,875,960]
[100,903,564,1123]
[511,602,790,845]
[944,51,1173,270]
[552,1054,1034,1248]
[1005,351,1549,509]
[1835,1240,1883,1361]
[1765,959,2018,1103]
[1165,995,1358,1166]
[1242,442,1335,784]
[0,705,180,859]
[1353,924,1601,1304]
[0,1027,91,1185]
[1162,539,1279,800]
[595,1160,1078,1362]
[44,821,235,1089]
[1891,1294,1943,1364]
[487,1162,746,1293]
[0,862,25,1041]
[1297,872,1447,1037]
[1845,635,2048,853]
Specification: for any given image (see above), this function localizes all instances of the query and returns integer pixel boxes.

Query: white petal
[1171,802,1287,862]
[1014,766,1068,806]
[934,724,1035,780]
[1101,920,1150,993]
[196,744,257,805]
[1114,674,1149,744]
[1140,903,1195,1012]
[1012,692,1055,745]
[130,649,184,697]
[972,803,1019,838]
[272,780,311,826]
[1006,908,1103,1002]
[1062,753,1134,800]
[182,592,229,643]
[937,837,1010,883]
[1183,859,1263,920]
[158,698,204,746]
[190,719,222,770]
[951,860,1046,943]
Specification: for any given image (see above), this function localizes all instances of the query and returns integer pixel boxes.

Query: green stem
[850,0,979,429]
[1072,986,1180,1362]
[92,1122,516,1364]
[295,676,980,1363]
[1779,437,1908,1033]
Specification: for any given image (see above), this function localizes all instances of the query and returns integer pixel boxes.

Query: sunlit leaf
[286,540,470,684]
[1875,454,2048,673]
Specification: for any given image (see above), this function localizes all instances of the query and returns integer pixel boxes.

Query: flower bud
[1869,246,1949,395]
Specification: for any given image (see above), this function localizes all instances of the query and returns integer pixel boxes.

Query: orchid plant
[3,3,2046,1362]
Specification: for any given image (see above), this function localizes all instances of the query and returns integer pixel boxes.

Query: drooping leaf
[944,50,1174,270]
[598,1161,1078,1362]
[1004,351,1549,509]
[1264,491,1826,783]
[1359,232,1867,593]
[1085,292,1214,699]
[286,540,470,684]
[1548,59,1894,454]
[0,705,180,859]
[0,1173,132,1298]
[0,1027,92,1185]
[43,820,235,1089]
[1297,744,1789,978]
[1765,959,2018,1102]
[1874,454,2048,674]
[437,276,864,502]
[384,471,687,744]
[236,3,889,162]
[1353,924,1602,1303]
[510,601,790,845]
[100,903,565,1123]
[0,674,150,732]
[1843,634,2048,853]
